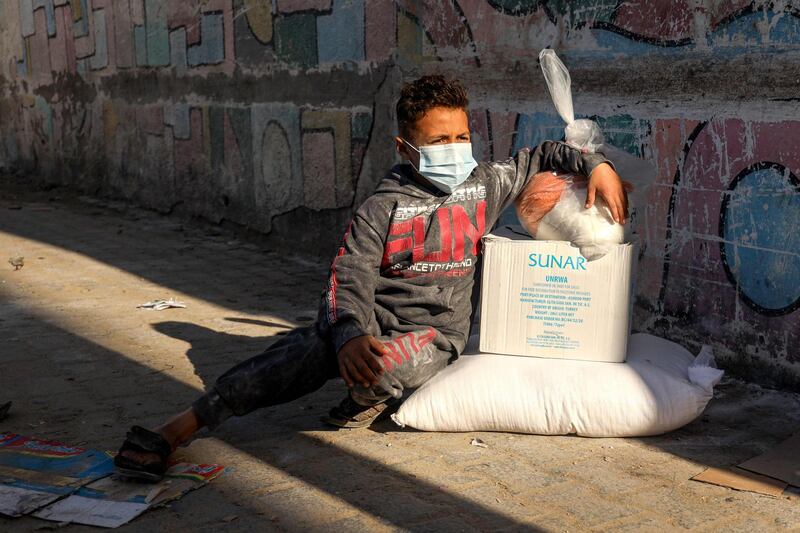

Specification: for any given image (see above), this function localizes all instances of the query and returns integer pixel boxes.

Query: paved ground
[1,180,799,532]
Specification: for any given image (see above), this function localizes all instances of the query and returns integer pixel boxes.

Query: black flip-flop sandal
[114,426,172,482]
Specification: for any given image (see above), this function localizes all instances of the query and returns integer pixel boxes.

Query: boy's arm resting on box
[491,140,628,223]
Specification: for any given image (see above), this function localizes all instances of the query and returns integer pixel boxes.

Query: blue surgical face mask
[402,139,478,194]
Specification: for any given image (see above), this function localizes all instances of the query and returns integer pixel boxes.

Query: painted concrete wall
[0,1,798,388]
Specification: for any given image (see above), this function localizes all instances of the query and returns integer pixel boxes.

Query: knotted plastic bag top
[539,49,604,154]
[538,48,657,209]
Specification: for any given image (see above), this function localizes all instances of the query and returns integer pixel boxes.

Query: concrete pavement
[1,179,799,532]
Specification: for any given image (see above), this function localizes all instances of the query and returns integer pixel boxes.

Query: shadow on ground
[0,297,542,530]
[0,178,329,317]
[2,184,799,531]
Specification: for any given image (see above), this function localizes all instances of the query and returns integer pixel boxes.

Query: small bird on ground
[8,256,24,270]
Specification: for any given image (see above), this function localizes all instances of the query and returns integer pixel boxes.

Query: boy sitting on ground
[115,75,627,481]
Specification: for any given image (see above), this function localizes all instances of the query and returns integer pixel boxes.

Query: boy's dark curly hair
[396,75,469,137]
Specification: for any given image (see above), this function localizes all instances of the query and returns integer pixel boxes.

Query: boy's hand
[586,162,628,224]
[337,335,387,388]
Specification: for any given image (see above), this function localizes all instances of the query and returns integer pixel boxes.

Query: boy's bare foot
[115,407,203,481]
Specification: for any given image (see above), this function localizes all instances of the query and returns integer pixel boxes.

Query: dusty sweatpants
[192,325,454,429]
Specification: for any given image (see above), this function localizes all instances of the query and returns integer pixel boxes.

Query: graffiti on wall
[1,0,799,382]
[418,0,800,377]
[651,118,800,358]
[1,0,409,229]
[10,0,410,76]
[419,0,800,55]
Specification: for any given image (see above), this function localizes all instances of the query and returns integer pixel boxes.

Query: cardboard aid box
[479,226,636,362]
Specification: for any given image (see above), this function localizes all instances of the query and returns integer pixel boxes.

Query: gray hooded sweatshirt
[317,141,610,358]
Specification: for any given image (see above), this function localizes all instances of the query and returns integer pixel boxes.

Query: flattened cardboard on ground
[738,434,800,487]
[0,433,114,517]
[0,485,63,517]
[692,467,788,497]
[34,463,226,528]
[0,432,224,527]
[479,226,635,362]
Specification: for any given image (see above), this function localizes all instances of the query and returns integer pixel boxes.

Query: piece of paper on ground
[738,434,800,487]
[34,463,225,528]
[34,496,149,528]
[0,485,64,517]
[692,467,788,497]
[0,433,114,516]
[137,298,187,310]
[0,432,224,527]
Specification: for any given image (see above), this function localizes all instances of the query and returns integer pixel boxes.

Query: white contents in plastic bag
[524,49,658,260]
[393,333,724,437]
[515,170,626,260]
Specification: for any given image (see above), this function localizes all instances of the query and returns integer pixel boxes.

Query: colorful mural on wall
[0,0,798,386]
[0,0,406,228]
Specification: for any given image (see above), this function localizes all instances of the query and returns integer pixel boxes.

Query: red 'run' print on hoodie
[318,141,610,358]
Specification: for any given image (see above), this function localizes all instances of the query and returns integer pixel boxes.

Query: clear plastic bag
[515,170,627,261]
[528,49,657,259]
[540,49,604,154]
